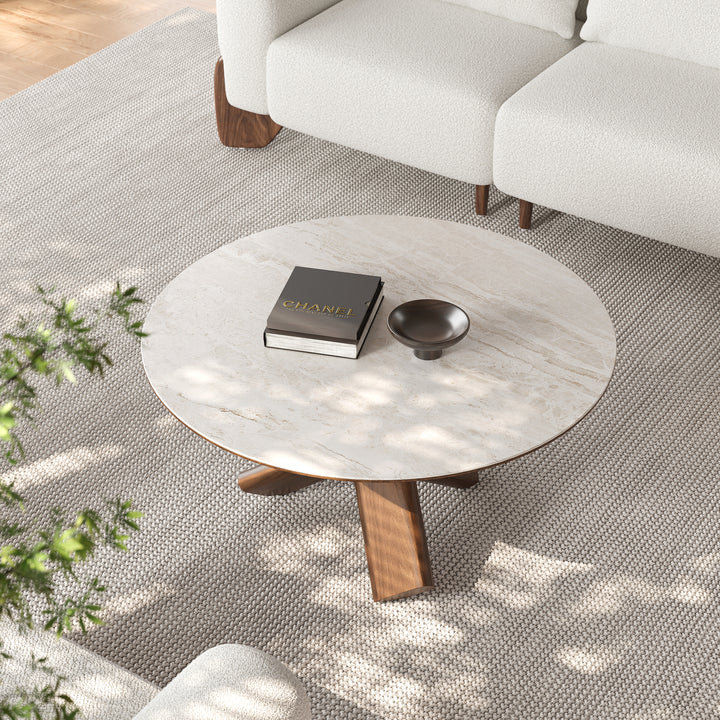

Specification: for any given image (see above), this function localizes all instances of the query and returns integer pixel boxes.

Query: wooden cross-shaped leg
[427,471,479,489]
[354,481,433,601]
[355,471,478,601]
[238,465,322,496]
[240,466,478,601]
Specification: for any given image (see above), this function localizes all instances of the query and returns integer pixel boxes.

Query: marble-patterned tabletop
[142,216,616,481]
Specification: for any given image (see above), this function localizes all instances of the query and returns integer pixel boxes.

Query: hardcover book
[264,266,384,358]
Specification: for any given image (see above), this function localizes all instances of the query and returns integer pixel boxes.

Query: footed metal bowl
[387,299,470,360]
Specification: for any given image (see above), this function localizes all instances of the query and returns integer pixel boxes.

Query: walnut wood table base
[238,465,478,601]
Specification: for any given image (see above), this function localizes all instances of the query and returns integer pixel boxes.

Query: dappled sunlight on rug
[2,7,720,720]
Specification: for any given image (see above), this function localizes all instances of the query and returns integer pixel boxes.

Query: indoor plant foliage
[0,285,145,719]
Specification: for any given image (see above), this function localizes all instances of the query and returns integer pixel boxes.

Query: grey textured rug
[2,9,720,720]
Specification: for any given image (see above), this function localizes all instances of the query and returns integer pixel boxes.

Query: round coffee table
[142,216,616,601]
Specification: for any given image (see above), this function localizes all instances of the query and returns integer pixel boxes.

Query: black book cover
[265,267,383,343]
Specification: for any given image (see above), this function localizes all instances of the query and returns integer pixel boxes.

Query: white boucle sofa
[215,0,720,258]
[132,645,311,720]
[214,0,583,214]
[493,0,720,257]
[4,624,309,720]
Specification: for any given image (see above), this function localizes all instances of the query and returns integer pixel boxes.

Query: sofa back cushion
[445,0,580,39]
[581,0,720,70]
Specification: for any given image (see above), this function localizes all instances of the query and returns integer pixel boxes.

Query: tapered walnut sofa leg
[214,58,282,148]
[519,200,533,230]
[475,185,489,215]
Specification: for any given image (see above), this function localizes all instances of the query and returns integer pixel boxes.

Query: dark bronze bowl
[387,299,470,360]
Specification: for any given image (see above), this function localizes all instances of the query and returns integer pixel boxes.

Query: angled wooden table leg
[427,470,479,489]
[355,481,434,601]
[238,465,322,496]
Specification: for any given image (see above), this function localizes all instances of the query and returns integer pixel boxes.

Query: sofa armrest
[217,0,342,115]
[131,644,311,720]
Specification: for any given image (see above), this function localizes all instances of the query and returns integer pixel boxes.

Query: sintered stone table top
[142,216,616,481]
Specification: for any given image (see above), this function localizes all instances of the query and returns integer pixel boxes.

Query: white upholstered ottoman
[132,645,311,720]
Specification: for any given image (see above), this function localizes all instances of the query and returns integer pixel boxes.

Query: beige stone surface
[142,216,616,480]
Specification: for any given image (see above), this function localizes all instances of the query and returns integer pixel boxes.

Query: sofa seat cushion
[266,0,580,185]
[493,42,720,257]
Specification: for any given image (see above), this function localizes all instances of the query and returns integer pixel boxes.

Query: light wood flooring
[0,0,216,100]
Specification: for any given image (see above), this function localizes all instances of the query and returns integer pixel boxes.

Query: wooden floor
[0,0,216,101]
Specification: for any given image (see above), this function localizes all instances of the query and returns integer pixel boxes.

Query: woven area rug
[2,9,720,719]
